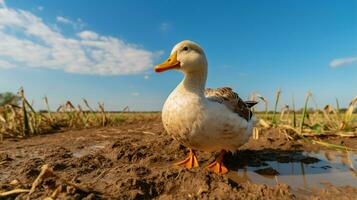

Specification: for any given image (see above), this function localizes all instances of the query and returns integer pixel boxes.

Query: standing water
[227,150,357,196]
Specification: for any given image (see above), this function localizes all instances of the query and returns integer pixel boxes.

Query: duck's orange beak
[154,51,180,73]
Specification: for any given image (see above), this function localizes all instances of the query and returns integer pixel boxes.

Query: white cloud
[77,30,98,40]
[0,5,161,75]
[56,16,85,29]
[56,16,72,24]
[0,60,15,69]
[330,56,357,68]
[37,6,44,11]
[159,22,170,32]
[131,92,140,96]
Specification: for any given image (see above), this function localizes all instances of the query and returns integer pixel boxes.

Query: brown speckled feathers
[204,87,255,121]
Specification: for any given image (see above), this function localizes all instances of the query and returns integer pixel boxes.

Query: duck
[154,40,257,174]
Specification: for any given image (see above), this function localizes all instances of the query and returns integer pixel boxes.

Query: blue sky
[0,0,356,111]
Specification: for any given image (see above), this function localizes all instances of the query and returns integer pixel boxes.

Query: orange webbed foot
[206,150,228,174]
[175,148,199,169]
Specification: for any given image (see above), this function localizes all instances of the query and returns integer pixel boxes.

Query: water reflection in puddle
[227,150,357,196]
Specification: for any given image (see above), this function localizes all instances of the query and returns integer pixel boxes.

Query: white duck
[154,40,256,174]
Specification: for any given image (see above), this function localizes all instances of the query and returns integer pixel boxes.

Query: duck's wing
[204,87,257,121]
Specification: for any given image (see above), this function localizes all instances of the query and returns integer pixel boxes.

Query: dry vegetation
[0,88,356,150]
[0,88,158,141]
[253,90,357,150]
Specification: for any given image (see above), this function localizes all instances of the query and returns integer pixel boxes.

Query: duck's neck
[177,69,207,97]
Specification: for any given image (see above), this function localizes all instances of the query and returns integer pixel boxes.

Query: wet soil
[0,116,356,199]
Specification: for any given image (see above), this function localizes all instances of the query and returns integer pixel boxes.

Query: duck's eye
[182,46,189,51]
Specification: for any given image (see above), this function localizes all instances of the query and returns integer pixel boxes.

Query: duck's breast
[161,91,205,146]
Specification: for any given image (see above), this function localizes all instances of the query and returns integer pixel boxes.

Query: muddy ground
[1,115,357,199]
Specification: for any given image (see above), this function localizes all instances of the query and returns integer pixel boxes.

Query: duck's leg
[207,150,228,174]
[175,148,199,169]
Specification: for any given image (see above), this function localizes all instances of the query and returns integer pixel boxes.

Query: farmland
[0,90,356,199]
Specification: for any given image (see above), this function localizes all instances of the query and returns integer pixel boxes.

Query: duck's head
[155,40,207,74]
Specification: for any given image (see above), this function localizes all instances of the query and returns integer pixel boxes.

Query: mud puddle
[227,150,357,197]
